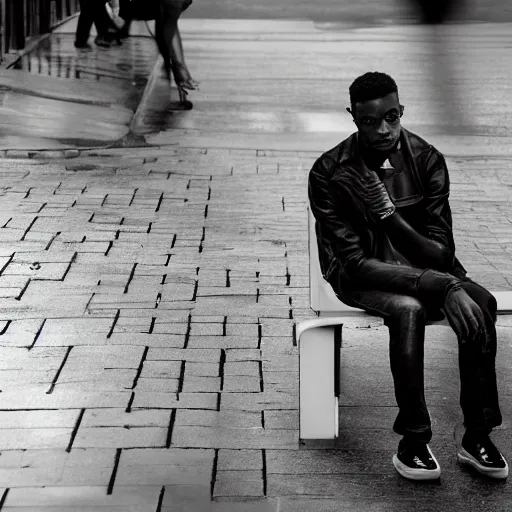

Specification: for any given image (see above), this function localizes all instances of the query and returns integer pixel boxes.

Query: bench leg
[299,325,340,439]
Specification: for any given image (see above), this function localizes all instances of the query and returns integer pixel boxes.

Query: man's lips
[373,139,393,147]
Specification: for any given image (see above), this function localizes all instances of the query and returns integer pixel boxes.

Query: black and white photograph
[0,0,510,510]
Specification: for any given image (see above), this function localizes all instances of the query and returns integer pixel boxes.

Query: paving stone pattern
[0,147,510,510]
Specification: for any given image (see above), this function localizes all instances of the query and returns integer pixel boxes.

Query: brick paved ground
[1,15,512,512]
[0,146,509,511]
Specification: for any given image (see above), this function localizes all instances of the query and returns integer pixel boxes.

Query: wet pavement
[136,20,512,156]
[0,18,158,150]
[0,14,511,512]
[188,0,512,24]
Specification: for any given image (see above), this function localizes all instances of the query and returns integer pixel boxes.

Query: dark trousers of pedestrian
[411,0,460,24]
[118,0,131,20]
[154,0,191,74]
[330,276,502,443]
[117,0,133,35]
[75,0,112,45]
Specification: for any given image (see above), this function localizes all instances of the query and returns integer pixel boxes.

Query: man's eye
[361,118,375,126]
[385,114,400,124]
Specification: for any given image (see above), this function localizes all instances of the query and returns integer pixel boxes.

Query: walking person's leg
[409,0,473,131]
[156,0,198,97]
[170,26,198,90]
[412,0,459,24]
[93,0,117,47]
[117,0,133,38]
[75,0,114,48]
[75,0,95,48]
[154,0,177,80]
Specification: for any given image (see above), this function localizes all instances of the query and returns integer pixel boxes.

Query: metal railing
[1,0,80,62]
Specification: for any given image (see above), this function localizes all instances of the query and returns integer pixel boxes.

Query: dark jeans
[75,0,112,44]
[333,277,502,443]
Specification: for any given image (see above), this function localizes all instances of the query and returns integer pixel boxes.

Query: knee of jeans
[388,298,426,359]
[393,296,427,323]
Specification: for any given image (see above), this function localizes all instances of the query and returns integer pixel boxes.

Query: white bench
[297,207,512,440]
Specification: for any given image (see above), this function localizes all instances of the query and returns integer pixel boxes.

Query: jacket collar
[333,128,425,206]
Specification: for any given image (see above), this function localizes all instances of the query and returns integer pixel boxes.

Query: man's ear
[400,104,405,117]
[346,107,356,123]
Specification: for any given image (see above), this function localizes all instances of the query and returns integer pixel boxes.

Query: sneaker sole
[457,447,509,479]
[392,453,441,481]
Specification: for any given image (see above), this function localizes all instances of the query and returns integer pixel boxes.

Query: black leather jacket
[308,127,467,307]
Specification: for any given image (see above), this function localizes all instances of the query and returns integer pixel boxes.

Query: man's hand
[443,287,487,344]
[343,167,395,219]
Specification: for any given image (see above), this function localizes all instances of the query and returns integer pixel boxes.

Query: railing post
[13,0,25,50]
[1,0,79,63]
[50,0,57,27]
[0,0,5,61]
[39,0,50,34]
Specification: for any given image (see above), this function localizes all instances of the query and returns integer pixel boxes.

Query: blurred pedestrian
[126,0,199,104]
[117,0,133,39]
[157,0,199,101]
[409,0,472,131]
[412,0,459,24]
[105,0,132,38]
[75,0,119,49]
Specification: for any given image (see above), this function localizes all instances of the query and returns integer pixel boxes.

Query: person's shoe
[118,26,131,39]
[105,29,123,46]
[170,61,199,91]
[392,438,441,481]
[94,36,112,48]
[458,432,508,479]
[74,41,91,49]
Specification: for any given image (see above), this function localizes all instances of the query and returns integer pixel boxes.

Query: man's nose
[376,119,390,135]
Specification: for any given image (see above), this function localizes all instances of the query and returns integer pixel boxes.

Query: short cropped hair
[349,72,399,109]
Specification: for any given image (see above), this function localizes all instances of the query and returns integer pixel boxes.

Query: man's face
[351,92,403,151]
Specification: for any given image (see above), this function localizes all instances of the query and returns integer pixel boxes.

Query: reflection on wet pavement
[1,32,159,149]
[13,34,157,95]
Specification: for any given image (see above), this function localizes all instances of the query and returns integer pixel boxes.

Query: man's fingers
[473,313,488,342]
[467,303,487,341]
[458,315,470,342]
[467,317,481,341]
[445,308,466,341]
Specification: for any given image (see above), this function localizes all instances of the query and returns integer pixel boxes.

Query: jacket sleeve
[421,148,457,264]
[308,156,460,305]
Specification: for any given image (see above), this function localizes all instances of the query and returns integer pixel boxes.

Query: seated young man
[308,71,508,481]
